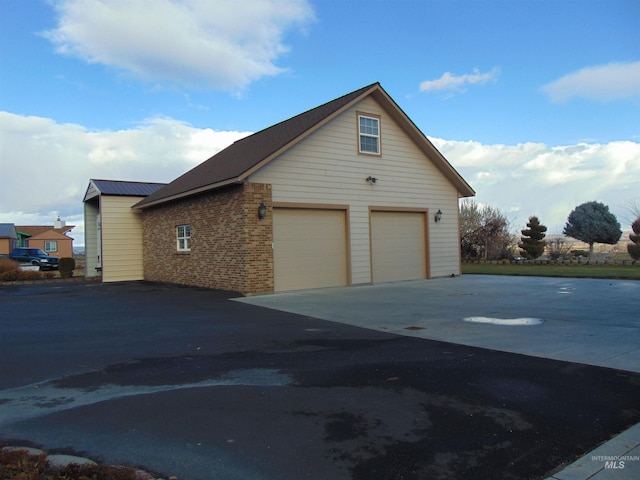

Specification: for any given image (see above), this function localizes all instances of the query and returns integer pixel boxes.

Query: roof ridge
[234,82,381,144]
[92,179,167,185]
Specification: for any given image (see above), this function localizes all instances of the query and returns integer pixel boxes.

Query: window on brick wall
[44,241,57,252]
[176,225,191,251]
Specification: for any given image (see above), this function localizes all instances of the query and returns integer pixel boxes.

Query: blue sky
[1,0,639,242]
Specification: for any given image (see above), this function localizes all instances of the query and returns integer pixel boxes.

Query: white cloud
[0,112,251,243]
[43,0,315,91]
[431,137,640,232]
[419,67,500,94]
[541,61,640,103]
[1,112,638,246]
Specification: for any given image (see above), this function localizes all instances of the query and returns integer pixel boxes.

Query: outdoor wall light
[435,209,443,223]
[258,202,267,220]
[366,176,377,184]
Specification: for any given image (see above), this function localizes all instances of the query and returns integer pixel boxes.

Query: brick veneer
[141,182,273,294]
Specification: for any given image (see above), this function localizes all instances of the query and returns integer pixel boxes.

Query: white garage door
[273,208,348,292]
[371,210,427,283]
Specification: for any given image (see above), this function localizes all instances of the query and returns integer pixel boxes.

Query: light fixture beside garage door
[435,209,443,223]
[258,202,267,220]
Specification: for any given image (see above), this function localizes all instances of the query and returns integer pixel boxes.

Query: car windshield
[28,249,48,255]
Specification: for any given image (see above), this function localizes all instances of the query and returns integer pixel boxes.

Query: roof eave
[134,82,475,207]
[83,179,100,202]
[140,84,381,205]
[133,178,244,210]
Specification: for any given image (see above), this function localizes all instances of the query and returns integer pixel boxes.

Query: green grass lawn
[462,262,640,279]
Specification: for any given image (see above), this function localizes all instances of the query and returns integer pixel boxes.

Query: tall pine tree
[519,216,547,260]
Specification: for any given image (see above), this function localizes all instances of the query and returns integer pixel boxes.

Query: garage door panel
[371,211,426,283]
[274,208,348,292]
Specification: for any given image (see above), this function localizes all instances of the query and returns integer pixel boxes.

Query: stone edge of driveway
[0,446,176,480]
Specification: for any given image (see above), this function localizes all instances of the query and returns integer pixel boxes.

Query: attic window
[358,113,380,155]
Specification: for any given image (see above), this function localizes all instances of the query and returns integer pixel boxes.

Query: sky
[1,0,639,246]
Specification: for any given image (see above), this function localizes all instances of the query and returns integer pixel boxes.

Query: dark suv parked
[9,248,59,270]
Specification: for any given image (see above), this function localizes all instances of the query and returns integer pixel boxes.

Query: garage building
[87,83,475,294]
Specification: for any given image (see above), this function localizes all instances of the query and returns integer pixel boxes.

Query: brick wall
[141,182,273,294]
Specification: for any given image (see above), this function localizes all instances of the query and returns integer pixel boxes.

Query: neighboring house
[0,223,18,255]
[127,82,475,294]
[16,219,75,258]
[83,179,167,282]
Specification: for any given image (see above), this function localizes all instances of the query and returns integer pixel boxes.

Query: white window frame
[357,113,381,155]
[176,225,191,251]
[44,241,58,252]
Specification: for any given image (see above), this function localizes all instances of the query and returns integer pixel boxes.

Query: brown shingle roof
[135,83,382,209]
[17,226,74,236]
[135,82,474,209]
[28,230,71,241]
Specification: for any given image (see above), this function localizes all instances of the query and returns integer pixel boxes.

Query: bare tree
[547,237,571,260]
[460,200,514,260]
[622,198,640,226]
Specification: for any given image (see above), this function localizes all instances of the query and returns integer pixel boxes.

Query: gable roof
[27,230,71,241]
[84,179,167,201]
[0,223,17,239]
[17,225,74,237]
[135,82,474,209]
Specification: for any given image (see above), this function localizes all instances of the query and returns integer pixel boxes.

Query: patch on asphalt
[0,368,292,426]
[463,317,544,326]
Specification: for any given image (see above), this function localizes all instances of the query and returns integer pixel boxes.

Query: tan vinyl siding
[100,196,145,282]
[83,201,100,278]
[430,201,463,278]
[0,238,12,255]
[249,96,462,283]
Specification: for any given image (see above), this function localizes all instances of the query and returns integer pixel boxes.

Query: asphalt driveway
[1,278,639,480]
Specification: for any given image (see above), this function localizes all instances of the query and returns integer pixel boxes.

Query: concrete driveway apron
[236,275,640,373]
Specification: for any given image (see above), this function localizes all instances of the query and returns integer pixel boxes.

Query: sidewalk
[546,423,640,480]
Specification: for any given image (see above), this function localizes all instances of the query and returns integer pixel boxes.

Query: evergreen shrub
[59,257,76,278]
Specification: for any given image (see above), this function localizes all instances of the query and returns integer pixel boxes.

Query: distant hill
[545,232,633,259]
